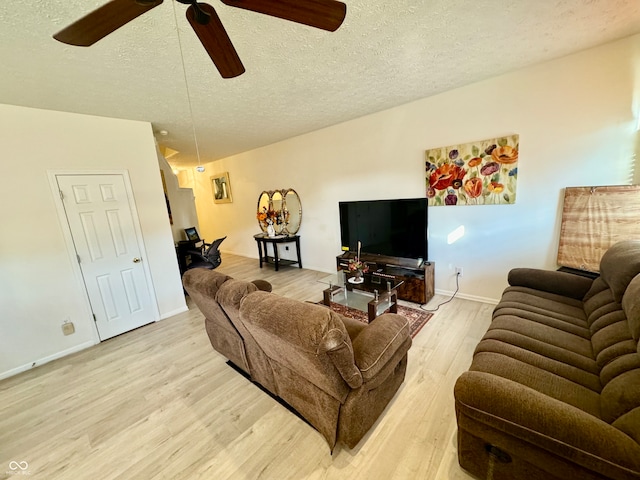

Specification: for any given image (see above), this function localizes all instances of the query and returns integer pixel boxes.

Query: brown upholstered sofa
[454,240,640,480]
[182,268,412,450]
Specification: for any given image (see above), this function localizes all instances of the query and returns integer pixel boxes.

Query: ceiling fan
[53,0,347,78]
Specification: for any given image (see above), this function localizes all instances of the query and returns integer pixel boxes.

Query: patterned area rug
[321,301,433,339]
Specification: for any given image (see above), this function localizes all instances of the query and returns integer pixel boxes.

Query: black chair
[186,236,227,270]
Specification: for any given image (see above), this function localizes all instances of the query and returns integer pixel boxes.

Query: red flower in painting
[464,177,483,198]
[430,164,467,190]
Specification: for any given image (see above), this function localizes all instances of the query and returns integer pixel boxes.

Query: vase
[266,223,276,237]
[348,269,364,284]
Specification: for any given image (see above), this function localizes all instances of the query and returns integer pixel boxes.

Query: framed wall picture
[211,172,232,204]
[425,134,519,206]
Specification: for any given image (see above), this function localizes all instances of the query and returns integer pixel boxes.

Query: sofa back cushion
[216,278,259,315]
[183,268,231,298]
[182,269,231,323]
[239,291,361,402]
[595,260,640,436]
[599,240,640,303]
[622,274,640,342]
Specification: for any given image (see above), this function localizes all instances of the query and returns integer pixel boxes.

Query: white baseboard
[159,305,189,320]
[433,289,499,305]
[0,340,97,381]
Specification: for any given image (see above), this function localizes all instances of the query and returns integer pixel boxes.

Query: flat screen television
[339,198,428,262]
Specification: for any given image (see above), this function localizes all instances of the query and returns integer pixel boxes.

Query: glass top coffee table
[318,271,404,322]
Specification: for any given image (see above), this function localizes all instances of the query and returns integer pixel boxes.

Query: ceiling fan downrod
[176,0,211,24]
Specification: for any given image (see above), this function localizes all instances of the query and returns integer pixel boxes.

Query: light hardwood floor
[0,254,493,480]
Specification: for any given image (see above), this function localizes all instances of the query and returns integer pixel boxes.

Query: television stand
[336,252,434,305]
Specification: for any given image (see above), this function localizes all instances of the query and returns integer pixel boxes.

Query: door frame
[47,169,160,342]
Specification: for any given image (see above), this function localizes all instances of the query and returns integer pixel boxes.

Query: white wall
[158,154,200,243]
[192,35,639,303]
[0,104,187,379]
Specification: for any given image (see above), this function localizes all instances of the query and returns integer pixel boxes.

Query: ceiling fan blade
[186,3,245,79]
[53,0,164,46]
[220,0,346,32]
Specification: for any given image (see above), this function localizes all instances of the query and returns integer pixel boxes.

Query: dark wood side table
[253,234,302,271]
[175,239,203,275]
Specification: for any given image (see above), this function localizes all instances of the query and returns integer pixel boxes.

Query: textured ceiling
[2,0,640,167]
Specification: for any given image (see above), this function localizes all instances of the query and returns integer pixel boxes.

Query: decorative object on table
[184,226,202,242]
[425,134,519,206]
[211,172,232,204]
[256,189,302,235]
[257,206,282,237]
[348,241,369,283]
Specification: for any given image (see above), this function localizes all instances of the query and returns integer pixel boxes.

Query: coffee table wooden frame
[322,283,399,322]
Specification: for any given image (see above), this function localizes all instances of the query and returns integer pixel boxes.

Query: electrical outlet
[455,266,463,277]
[62,321,75,336]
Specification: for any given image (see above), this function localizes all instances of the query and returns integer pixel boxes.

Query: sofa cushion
[216,278,259,310]
[494,288,589,339]
[238,291,359,401]
[478,328,598,371]
[599,240,640,303]
[601,369,640,424]
[591,318,637,369]
[612,407,640,444]
[622,274,640,342]
[488,316,593,358]
[507,268,594,300]
[469,352,602,417]
[496,288,586,317]
[182,268,230,296]
[474,338,601,391]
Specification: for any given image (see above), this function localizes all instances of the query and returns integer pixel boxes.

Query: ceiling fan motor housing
[177,0,211,24]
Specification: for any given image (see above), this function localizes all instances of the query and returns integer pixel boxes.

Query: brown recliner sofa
[454,240,640,480]
[182,268,412,450]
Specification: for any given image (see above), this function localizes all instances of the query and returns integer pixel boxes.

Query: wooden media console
[336,252,434,305]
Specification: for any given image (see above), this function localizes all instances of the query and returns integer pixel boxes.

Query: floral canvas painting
[425,134,519,206]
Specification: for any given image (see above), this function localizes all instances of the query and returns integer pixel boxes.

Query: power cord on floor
[420,271,460,312]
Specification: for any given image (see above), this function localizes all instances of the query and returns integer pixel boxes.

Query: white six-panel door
[56,174,155,340]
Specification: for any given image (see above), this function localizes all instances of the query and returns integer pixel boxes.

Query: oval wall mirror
[257,191,271,232]
[256,188,302,236]
[283,189,302,234]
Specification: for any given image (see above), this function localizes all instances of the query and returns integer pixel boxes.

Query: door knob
[133,257,141,263]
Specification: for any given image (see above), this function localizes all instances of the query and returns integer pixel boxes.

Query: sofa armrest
[351,313,411,382]
[455,371,640,475]
[508,268,593,300]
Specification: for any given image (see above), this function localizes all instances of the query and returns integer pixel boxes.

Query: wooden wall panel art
[557,185,640,272]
